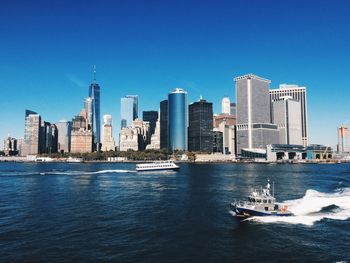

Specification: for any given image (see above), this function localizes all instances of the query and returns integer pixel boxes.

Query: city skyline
[1,0,350,147]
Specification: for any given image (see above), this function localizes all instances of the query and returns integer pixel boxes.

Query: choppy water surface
[0,162,349,262]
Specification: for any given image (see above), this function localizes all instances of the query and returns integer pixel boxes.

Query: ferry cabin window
[263,199,267,203]
[249,198,255,203]
[268,199,271,204]
[256,199,261,203]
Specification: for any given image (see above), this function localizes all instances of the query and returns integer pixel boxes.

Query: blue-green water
[0,162,349,262]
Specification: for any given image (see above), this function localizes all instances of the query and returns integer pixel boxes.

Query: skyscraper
[168,88,188,151]
[160,100,168,149]
[270,84,308,146]
[50,124,58,154]
[56,120,72,153]
[39,121,52,154]
[188,98,213,152]
[3,137,18,156]
[271,97,302,145]
[71,100,93,153]
[337,125,348,153]
[89,66,101,151]
[143,111,158,137]
[102,114,116,151]
[84,97,93,131]
[235,74,279,154]
[146,119,160,150]
[221,96,231,114]
[23,110,41,156]
[120,95,138,128]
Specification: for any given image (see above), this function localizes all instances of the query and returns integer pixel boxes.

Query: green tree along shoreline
[38,149,199,162]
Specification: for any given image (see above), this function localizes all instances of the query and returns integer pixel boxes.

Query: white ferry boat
[136,161,180,172]
[35,157,53,162]
[66,156,83,163]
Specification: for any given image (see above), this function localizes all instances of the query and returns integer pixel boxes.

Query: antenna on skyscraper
[93,65,96,83]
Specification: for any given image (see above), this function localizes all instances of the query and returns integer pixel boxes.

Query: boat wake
[39,169,135,175]
[245,188,350,226]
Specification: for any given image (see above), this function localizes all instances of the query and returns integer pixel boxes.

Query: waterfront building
[89,67,101,151]
[121,95,138,129]
[217,122,236,156]
[213,114,236,155]
[235,74,279,155]
[306,144,333,160]
[3,137,18,156]
[337,125,348,153]
[168,88,188,151]
[230,103,237,116]
[188,98,213,152]
[39,121,51,154]
[70,100,93,153]
[266,144,306,162]
[50,124,58,153]
[119,127,139,151]
[132,119,150,150]
[213,129,223,153]
[143,110,158,139]
[160,100,168,149]
[119,119,150,151]
[17,138,24,156]
[270,84,308,146]
[221,96,231,114]
[271,96,302,145]
[102,114,116,151]
[146,118,160,150]
[70,130,93,153]
[56,120,72,153]
[23,110,41,156]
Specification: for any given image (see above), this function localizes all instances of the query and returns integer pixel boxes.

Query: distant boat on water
[35,157,53,162]
[136,160,180,172]
[66,156,83,163]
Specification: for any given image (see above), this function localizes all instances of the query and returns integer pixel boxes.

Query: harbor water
[0,162,349,262]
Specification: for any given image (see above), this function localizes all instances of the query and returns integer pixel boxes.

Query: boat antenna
[273,181,275,197]
[93,65,96,84]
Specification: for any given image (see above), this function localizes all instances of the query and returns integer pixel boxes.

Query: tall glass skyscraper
[168,88,188,151]
[188,98,213,152]
[89,67,101,151]
[120,95,138,128]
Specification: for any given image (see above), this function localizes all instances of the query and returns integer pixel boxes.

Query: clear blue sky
[1,0,349,147]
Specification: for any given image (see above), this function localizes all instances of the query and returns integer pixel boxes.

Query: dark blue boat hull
[232,205,293,218]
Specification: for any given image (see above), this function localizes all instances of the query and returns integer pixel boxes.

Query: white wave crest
[249,188,350,226]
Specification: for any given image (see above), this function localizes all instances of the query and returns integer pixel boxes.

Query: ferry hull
[136,167,180,172]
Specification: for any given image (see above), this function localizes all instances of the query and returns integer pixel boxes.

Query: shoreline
[0,157,348,165]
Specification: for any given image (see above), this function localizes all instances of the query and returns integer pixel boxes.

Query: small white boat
[35,157,53,162]
[66,156,83,163]
[136,161,180,172]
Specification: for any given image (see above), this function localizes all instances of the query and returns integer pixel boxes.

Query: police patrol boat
[230,180,293,218]
[136,160,180,172]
